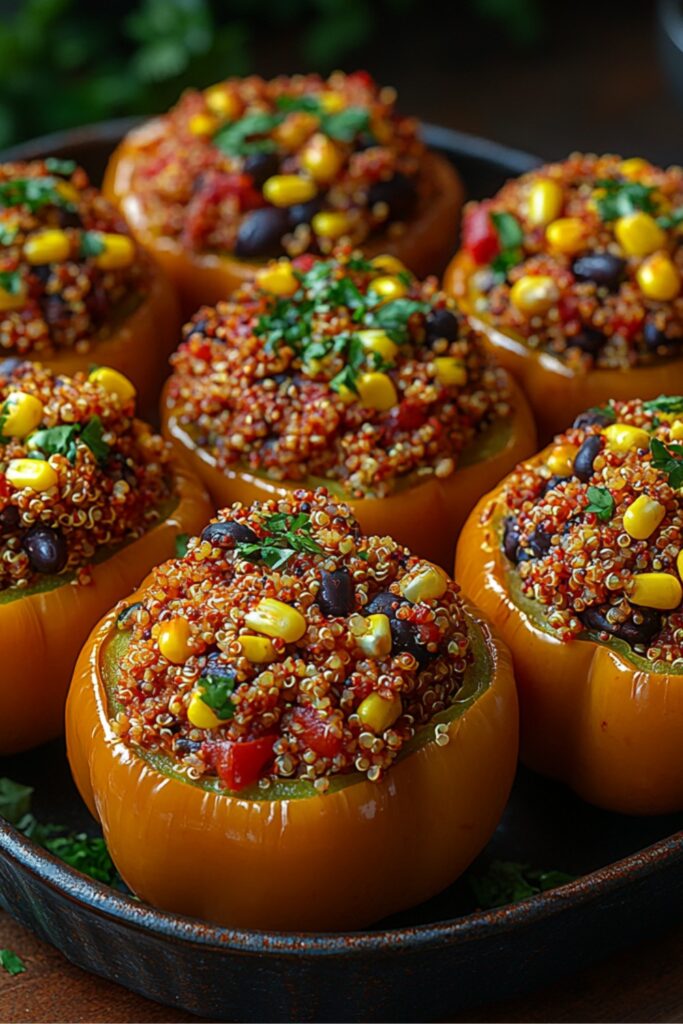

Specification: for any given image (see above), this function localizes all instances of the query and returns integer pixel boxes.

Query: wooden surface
[0,908,682,1023]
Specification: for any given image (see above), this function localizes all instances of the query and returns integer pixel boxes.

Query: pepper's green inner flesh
[0,492,180,607]
[497,512,683,675]
[103,617,493,802]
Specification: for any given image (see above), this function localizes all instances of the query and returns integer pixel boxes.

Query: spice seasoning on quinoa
[455,153,683,369]
[0,160,145,356]
[0,360,172,591]
[112,488,473,792]
[121,71,427,260]
[499,397,683,664]
[166,249,512,498]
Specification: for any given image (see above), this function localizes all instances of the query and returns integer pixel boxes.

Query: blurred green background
[0,0,680,162]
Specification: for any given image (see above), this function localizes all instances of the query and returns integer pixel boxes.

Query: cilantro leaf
[28,416,109,465]
[468,859,574,910]
[657,208,683,230]
[80,231,105,258]
[0,176,72,213]
[0,269,23,295]
[585,485,615,521]
[643,395,683,415]
[45,158,77,176]
[594,178,658,222]
[237,511,323,569]
[0,223,18,246]
[0,949,26,976]
[199,671,236,721]
[322,107,370,141]
[491,247,523,281]
[80,416,109,463]
[19,813,119,885]
[175,533,190,557]
[0,777,33,825]
[275,95,321,114]
[650,437,683,489]
[369,298,429,344]
[491,211,523,249]
[213,112,281,156]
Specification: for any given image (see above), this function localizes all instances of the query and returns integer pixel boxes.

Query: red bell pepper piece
[210,735,277,791]
[293,707,343,758]
[462,205,500,265]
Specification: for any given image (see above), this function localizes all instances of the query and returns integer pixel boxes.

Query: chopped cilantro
[0,949,26,976]
[273,95,369,141]
[0,176,72,213]
[491,211,523,249]
[237,511,323,569]
[275,95,321,114]
[468,859,574,909]
[643,395,683,415]
[657,208,683,230]
[0,777,33,825]
[79,416,109,463]
[175,532,190,557]
[199,671,236,720]
[368,298,429,344]
[19,813,119,885]
[80,231,105,258]
[28,416,109,465]
[213,112,281,156]
[594,178,658,222]
[585,485,615,521]
[0,223,18,246]
[0,269,23,295]
[650,437,683,489]
[45,157,77,176]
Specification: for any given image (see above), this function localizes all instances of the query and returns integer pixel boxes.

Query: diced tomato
[395,400,428,432]
[189,337,213,362]
[0,474,9,500]
[291,253,317,273]
[347,70,375,90]
[293,707,343,758]
[206,735,277,791]
[462,205,500,265]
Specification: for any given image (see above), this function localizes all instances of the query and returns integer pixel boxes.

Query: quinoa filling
[123,71,426,260]
[499,396,683,666]
[0,361,172,592]
[167,250,512,498]
[111,489,474,794]
[456,153,683,370]
[0,159,145,356]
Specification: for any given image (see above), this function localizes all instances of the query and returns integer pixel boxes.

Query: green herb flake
[80,416,109,463]
[0,949,26,976]
[491,211,524,249]
[18,812,119,885]
[657,208,683,230]
[368,298,429,344]
[28,416,109,465]
[199,672,236,720]
[80,231,105,258]
[213,112,281,156]
[175,533,190,558]
[585,485,615,521]
[237,511,323,569]
[469,859,574,910]
[594,178,658,222]
[0,176,71,214]
[0,269,23,296]
[322,106,370,141]
[45,158,77,177]
[643,395,683,415]
[650,437,683,489]
[0,777,34,825]
[0,223,18,246]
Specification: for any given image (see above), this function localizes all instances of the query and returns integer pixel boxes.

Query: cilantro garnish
[643,395,683,415]
[213,111,281,156]
[28,415,109,465]
[274,95,370,141]
[468,859,574,910]
[44,157,77,176]
[215,97,370,157]
[0,223,18,246]
[0,176,73,213]
[237,511,323,569]
[0,949,26,976]
[80,231,105,258]
[657,208,683,230]
[650,437,683,489]
[585,485,615,521]
[489,211,524,281]
[175,532,190,557]
[0,777,33,825]
[368,298,430,344]
[594,178,658,222]
[199,671,236,721]
[79,416,109,462]
[0,269,23,295]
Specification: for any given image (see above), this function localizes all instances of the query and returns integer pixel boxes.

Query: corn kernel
[357,692,402,732]
[356,329,398,363]
[300,134,343,183]
[636,253,681,302]
[188,113,218,136]
[400,563,448,603]
[677,550,683,581]
[630,572,682,610]
[432,357,467,388]
[56,181,79,205]
[187,689,220,730]
[527,179,564,226]
[619,157,649,180]
[256,260,299,297]
[352,614,392,658]
[6,458,57,492]
[239,634,277,663]
[371,254,408,275]
[1,392,43,438]
[89,366,136,403]
[602,423,650,453]
[615,212,665,257]
[671,420,683,442]
[509,274,559,316]
[96,234,136,270]
[262,174,317,208]
[158,617,192,664]
[368,276,408,304]
[245,598,307,642]
[623,495,665,540]
[204,85,240,119]
[24,229,70,265]
[311,210,351,239]
[545,217,586,255]
[319,91,346,113]
[356,371,398,411]
[547,443,578,477]
[0,281,25,312]
[336,384,356,405]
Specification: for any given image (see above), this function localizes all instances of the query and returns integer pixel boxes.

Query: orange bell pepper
[161,374,537,571]
[66,597,518,931]
[0,456,211,755]
[104,127,464,314]
[455,446,683,816]
[444,252,683,442]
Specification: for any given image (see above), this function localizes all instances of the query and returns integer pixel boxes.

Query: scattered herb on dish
[0,777,33,825]
[0,949,26,976]
[468,859,575,910]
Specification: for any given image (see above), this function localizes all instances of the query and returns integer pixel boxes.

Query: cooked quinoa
[0,159,145,355]
[111,488,473,792]
[454,153,683,369]
[499,396,683,665]
[0,360,172,591]
[123,71,426,260]
[166,249,512,498]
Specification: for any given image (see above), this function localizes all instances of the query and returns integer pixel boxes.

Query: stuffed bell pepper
[0,158,180,412]
[0,359,210,754]
[445,154,683,438]
[161,248,536,569]
[103,71,464,312]
[66,487,518,931]
[456,396,683,815]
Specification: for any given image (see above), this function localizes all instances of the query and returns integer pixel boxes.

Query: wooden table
[1,909,681,1023]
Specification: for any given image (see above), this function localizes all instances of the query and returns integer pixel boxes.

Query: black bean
[367,172,418,221]
[54,207,83,229]
[581,605,661,648]
[117,601,142,631]
[200,649,236,685]
[517,527,552,562]
[502,516,521,562]
[643,318,679,352]
[288,196,323,227]
[567,328,606,356]
[243,151,280,188]
[574,434,603,481]
[355,132,377,151]
[0,505,20,533]
[23,524,67,574]
[201,520,257,547]
[543,475,566,495]
[234,207,289,259]
[425,308,459,345]
[40,294,68,327]
[110,453,137,488]
[572,408,614,429]
[175,737,202,755]
[32,264,53,286]
[572,252,626,291]
[366,591,403,617]
[367,590,432,666]
[316,568,355,618]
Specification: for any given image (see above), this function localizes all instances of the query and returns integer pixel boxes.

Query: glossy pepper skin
[455,446,683,816]
[38,252,180,417]
[444,251,683,443]
[66,599,518,932]
[161,374,536,570]
[104,126,464,314]
[0,456,211,755]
